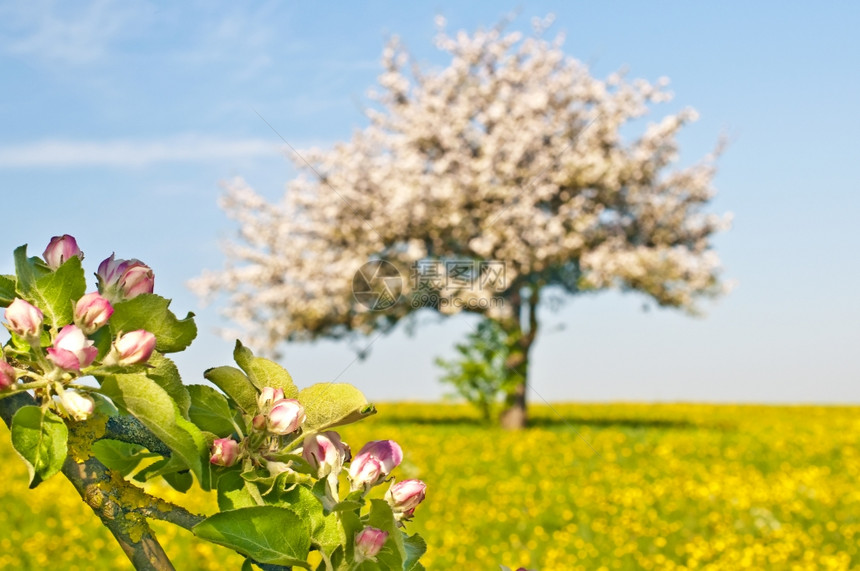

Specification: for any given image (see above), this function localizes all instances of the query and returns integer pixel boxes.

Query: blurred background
[2,1,858,403]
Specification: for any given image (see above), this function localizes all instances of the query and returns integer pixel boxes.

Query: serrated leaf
[176,413,208,467]
[298,383,375,431]
[188,384,236,436]
[91,439,156,477]
[110,293,197,353]
[217,470,259,511]
[11,406,68,486]
[13,245,50,296]
[101,373,203,481]
[204,366,258,413]
[192,506,312,568]
[20,255,86,328]
[0,274,16,307]
[147,352,191,417]
[402,533,427,571]
[233,341,298,397]
[277,484,344,557]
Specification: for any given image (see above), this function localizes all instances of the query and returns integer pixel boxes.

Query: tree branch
[135,496,206,530]
[103,415,173,456]
[1,393,294,571]
[62,456,177,571]
[0,392,177,570]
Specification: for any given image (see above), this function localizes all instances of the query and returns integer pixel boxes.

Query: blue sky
[1,1,858,403]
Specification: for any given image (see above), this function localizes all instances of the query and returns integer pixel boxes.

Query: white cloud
[0,0,153,65]
[0,135,283,168]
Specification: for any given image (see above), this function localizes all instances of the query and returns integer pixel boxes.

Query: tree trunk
[498,286,539,430]
[500,378,528,430]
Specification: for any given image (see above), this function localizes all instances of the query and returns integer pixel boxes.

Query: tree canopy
[192,16,730,427]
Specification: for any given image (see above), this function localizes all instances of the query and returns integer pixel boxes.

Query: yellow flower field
[1,403,858,570]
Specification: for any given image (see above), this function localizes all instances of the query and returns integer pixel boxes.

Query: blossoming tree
[193,17,730,429]
[1,235,427,570]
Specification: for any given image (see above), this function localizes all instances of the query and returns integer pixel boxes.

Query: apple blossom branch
[0,392,177,571]
[0,390,295,571]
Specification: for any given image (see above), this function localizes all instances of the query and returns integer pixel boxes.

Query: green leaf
[241,465,313,497]
[133,455,189,482]
[261,452,316,476]
[91,439,157,477]
[162,469,193,493]
[234,341,298,397]
[11,406,68,486]
[318,545,345,571]
[91,393,119,417]
[188,384,236,436]
[101,373,204,481]
[109,293,197,353]
[298,383,375,431]
[20,255,86,328]
[176,413,208,469]
[147,352,191,417]
[204,366,258,413]
[0,274,16,307]
[192,506,312,568]
[277,484,344,556]
[217,470,259,511]
[90,327,113,360]
[13,245,50,296]
[402,533,427,571]
[339,510,362,563]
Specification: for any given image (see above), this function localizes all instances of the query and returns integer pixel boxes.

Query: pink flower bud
[210,438,240,467]
[349,457,382,491]
[106,330,156,366]
[74,292,114,334]
[47,325,97,371]
[97,253,127,285]
[355,526,388,562]
[252,414,267,431]
[120,262,155,299]
[258,387,285,410]
[349,440,403,490]
[97,254,154,302]
[43,234,83,270]
[303,431,351,478]
[266,399,305,435]
[385,479,427,519]
[4,298,44,339]
[58,389,95,421]
[0,361,16,390]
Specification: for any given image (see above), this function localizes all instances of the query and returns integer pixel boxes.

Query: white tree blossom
[191,17,731,427]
